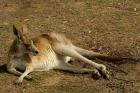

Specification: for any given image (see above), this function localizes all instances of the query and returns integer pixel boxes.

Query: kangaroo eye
[24,44,30,47]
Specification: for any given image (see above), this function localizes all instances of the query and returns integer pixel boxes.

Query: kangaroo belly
[32,49,60,71]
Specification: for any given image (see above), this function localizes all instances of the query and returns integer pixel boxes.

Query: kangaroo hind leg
[53,44,109,79]
[54,61,101,78]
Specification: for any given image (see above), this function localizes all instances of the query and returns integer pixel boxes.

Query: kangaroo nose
[34,51,39,54]
[32,50,39,56]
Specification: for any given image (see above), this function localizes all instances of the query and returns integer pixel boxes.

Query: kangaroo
[7,25,129,84]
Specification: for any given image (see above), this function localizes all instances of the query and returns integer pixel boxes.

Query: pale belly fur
[15,49,61,71]
[14,47,72,71]
[32,50,60,71]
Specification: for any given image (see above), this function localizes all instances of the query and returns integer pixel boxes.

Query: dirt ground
[0,0,140,93]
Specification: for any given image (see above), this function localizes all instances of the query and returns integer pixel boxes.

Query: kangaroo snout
[32,50,39,56]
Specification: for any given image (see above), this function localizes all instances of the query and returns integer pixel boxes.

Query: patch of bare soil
[0,0,140,93]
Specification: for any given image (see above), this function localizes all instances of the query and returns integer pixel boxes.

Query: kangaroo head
[13,25,39,56]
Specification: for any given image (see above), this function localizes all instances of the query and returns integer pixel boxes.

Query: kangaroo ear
[13,25,21,39]
[21,24,28,35]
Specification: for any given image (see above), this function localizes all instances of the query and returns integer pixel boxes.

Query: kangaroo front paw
[13,78,23,85]
[98,65,110,80]
[14,77,23,85]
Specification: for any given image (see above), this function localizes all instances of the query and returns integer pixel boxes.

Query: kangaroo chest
[31,49,60,71]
